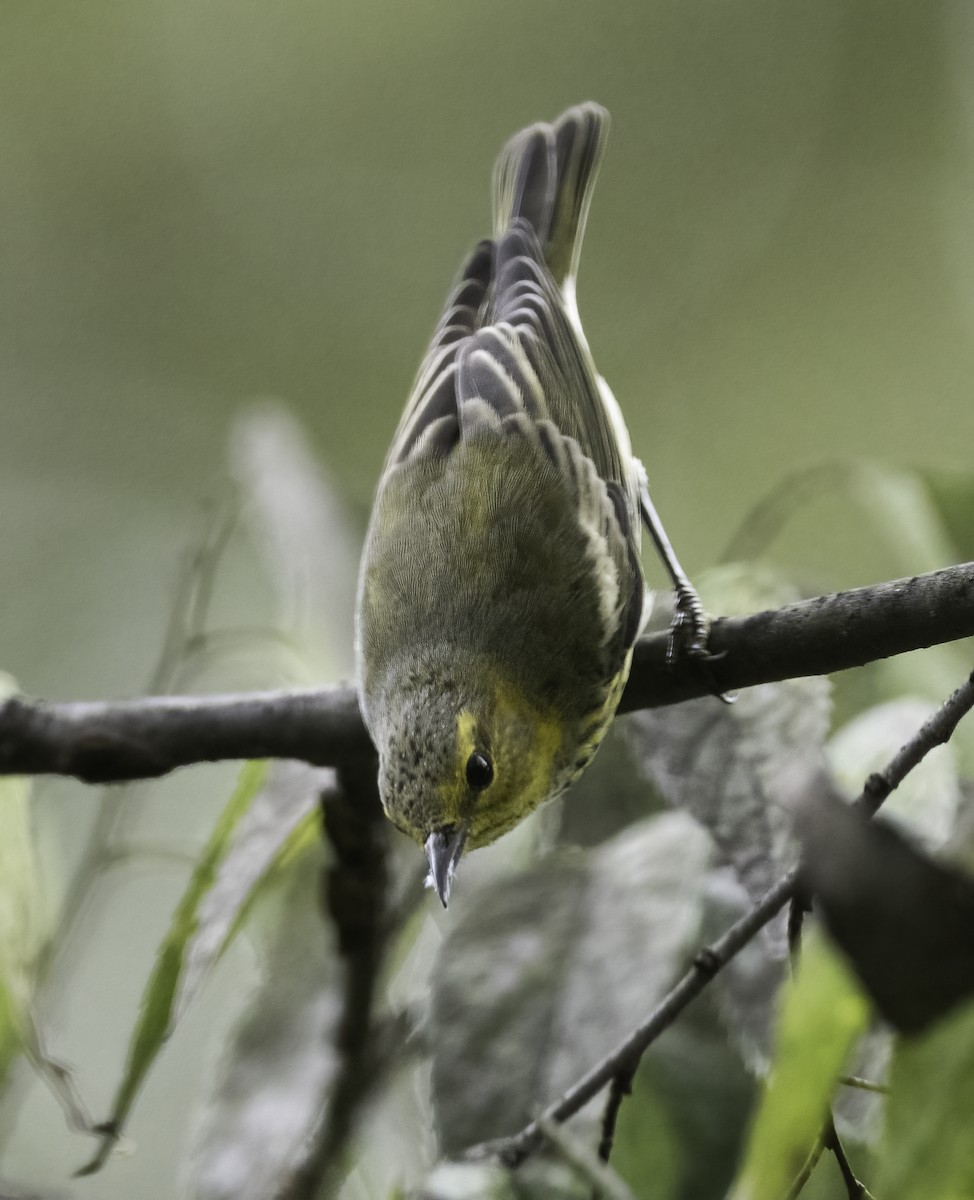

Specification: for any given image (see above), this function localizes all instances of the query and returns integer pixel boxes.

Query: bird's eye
[466,751,494,791]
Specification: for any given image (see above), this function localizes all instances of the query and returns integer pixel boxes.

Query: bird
[356,103,707,906]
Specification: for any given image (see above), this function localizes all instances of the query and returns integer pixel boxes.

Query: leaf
[609,1066,682,1200]
[920,464,974,562]
[877,996,974,1200]
[185,843,342,1200]
[832,1023,891,1145]
[850,461,959,576]
[80,759,328,1174]
[429,813,712,1156]
[631,566,831,953]
[174,760,329,1023]
[418,1162,523,1200]
[728,933,869,1200]
[724,460,958,576]
[0,674,45,1086]
[418,1159,589,1200]
[613,992,754,1200]
[230,402,362,679]
[795,788,974,1034]
[701,867,788,1075]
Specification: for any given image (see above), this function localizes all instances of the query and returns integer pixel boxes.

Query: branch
[0,563,972,783]
[279,754,389,1200]
[468,666,974,1168]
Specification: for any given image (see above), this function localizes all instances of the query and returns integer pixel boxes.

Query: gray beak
[424,827,466,908]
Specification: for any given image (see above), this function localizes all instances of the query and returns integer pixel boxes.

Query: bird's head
[371,666,564,905]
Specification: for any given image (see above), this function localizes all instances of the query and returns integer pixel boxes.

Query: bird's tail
[491,102,609,290]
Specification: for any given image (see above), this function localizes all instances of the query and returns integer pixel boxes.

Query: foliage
[3,417,974,1200]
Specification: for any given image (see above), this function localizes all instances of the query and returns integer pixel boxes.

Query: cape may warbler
[356,103,703,904]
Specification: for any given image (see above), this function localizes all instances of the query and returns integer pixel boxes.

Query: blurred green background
[1,1,973,1196]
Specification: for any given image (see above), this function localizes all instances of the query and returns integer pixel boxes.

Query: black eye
[466,751,493,791]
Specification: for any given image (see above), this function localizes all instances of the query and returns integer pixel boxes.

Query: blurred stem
[278,750,388,1200]
[719,462,855,565]
[0,502,241,1153]
[45,499,237,969]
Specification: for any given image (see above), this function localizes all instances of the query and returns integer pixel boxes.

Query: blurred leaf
[418,1159,592,1200]
[0,674,45,1086]
[827,698,961,851]
[920,465,974,562]
[631,565,830,953]
[610,1067,682,1200]
[186,843,341,1200]
[418,1162,522,1200]
[719,462,857,566]
[175,760,330,1023]
[80,759,287,1174]
[877,996,974,1200]
[230,402,362,679]
[724,461,958,577]
[831,1023,890,1146]
[850,462,958,576]
[701,868,787,1075]
[430,813,711,1156]
[613,992,754,1200]
[729,933,869,1200]
[796,788,974,1034]
[555,719,662,849]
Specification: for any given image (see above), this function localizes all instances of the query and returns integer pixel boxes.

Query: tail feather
[491,102,609,288]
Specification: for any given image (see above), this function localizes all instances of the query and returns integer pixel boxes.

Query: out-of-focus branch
[278,753,389,1200]
[0,563,972,784]
[468,666,974,1168]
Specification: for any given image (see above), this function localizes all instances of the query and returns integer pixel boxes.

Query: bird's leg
[639,485,734,704]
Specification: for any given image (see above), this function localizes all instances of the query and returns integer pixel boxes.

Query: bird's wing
[386,240,492,467]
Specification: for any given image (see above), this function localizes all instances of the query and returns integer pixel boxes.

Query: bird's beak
[424,826,467,908]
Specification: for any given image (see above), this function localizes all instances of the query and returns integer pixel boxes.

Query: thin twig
[825,1117,869,1199]
[1,563,973,784]
[466,665,974,1168]
[596,1061,637,1163]
[784,1133,827,1200]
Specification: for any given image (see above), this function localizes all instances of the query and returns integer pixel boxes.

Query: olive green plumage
[356,103,648,904]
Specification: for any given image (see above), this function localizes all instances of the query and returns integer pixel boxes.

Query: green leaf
[610,1066,682,1200]
[878,997,974,1200]
[79,759,294,1174]
[729,933,870,1200]
[173,761,327,1024]
[429,813,712,1156]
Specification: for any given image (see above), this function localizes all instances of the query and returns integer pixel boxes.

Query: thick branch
[0,563,972,783]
